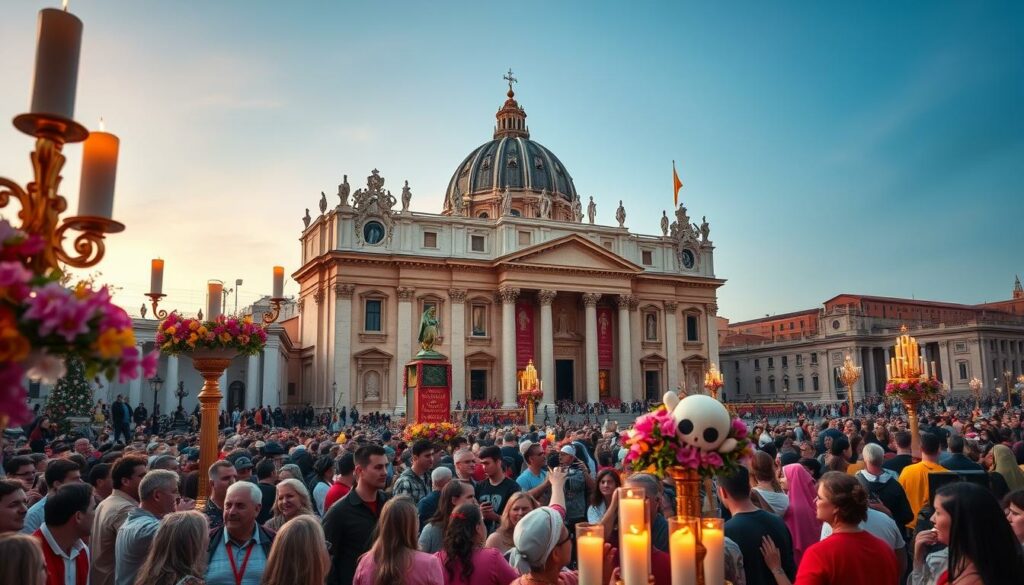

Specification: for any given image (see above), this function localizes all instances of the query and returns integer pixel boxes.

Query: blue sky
[1,1,1021,321]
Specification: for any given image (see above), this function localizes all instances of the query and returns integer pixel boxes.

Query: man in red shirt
[34,483,95,585]
[322,452,355,512]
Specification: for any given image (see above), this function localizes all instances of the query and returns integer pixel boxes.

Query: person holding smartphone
[556,444,594,567]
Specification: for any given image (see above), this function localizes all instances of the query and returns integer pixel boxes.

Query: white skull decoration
[662,392,737,453]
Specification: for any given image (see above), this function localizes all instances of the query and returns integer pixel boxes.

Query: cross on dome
[503,68,517,96]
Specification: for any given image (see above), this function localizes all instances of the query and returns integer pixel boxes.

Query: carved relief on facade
[448,289,468,303]
[582,293,602,308]
[313,287,325,305]
[335,283,356,299]
[497,287,521,304]
[397,287,417,301]
[353,169,397,247]
[537,290,558,306]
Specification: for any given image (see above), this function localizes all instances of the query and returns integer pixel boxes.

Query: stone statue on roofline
[615,200,626,228]
[401,180,412,213]
[661,211,669,236]
[338,174,350,207]
[587,196,596,224]
[303,208,311,228]
[500,187,512,217]
[573,196,583,222]
[319,191,328,214]
[538,188,552,219]
[700,216,710,243]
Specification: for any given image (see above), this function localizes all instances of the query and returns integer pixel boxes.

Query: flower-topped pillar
[884,326,942,459]
[156,312,267,509]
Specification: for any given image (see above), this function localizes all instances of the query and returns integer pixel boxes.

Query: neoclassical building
[719,282,1024,403]
[293,81,724,413]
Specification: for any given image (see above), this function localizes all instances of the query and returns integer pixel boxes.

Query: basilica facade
[293,82,724,413]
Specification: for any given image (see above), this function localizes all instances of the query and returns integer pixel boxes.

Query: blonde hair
[494,491,538,548]
[271,478,315,519]
[134,511,209,585]
[0,534,44,585]
[363,497,419,585]
[261,515,328,585]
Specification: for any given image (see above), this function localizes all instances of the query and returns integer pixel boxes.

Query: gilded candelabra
[969,377,983,411]
[839,354,861,418]
[518,359,541,426]
[1004,370,1014,411]
[703,363,724,401]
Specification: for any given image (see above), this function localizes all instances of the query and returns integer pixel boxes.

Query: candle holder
[262,296,287,323]
[704,364,724,401]
[969,377,982,412]
[145,292,168,320]
[839,355,862,417]
[190,348,236,509]
[0,114,124,274]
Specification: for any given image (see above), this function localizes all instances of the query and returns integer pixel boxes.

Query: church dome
[444,75,579,217]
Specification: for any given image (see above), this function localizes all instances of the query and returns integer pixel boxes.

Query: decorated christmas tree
[45,358,95,433]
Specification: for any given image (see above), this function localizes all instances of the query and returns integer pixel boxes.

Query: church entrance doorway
[645,370,660,401]
[228,381,245,411]
[555,360,574,402]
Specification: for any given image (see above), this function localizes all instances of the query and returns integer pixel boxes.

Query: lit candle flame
[629,525,641,535]
[63,0,69,11]
[99,117,105,132]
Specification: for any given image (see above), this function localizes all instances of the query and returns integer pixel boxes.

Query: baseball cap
[559,445,576,457]
[234,456,254,471]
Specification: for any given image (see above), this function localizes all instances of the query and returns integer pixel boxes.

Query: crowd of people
[2,392,1024,585]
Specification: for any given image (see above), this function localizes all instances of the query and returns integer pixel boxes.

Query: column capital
[448,289,468,303]
[664,300,679,312]
[497,287,520,304]
[616,294,636,309]
[397,286,416,301]
[582,292,602,308]
[705,302,719,316]
[312,287,325,305]
[628,296,640,311]
[538,290,558,306]
[335,283,356,298]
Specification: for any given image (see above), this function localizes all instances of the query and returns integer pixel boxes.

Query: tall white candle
[621,526,650,585]
[669,520,696,585]
[619,489,646,532]
[207,280,223,320]
[150,259,164,295]
[577,524,604,585]
[272,266,284,298]
[702,521,725,585]
[30,8,83,119]
[78,130,119,218]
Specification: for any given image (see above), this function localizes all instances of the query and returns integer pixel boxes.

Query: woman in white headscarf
[506,467,587,585]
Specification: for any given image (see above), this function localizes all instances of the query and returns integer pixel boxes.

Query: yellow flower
[189,321,200,331]
[73,281,91,299]
[197,326,207,336]
[243,315,253,325]
[165,325,177,335]
[95,328,128,359]
[219,332,232,343]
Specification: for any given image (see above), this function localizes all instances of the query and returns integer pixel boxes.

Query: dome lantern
[494,68,529,139]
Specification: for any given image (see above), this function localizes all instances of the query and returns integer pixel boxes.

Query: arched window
[478,212,489,219]
[510,209,521,217]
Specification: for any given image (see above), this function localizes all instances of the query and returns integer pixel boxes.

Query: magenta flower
[0,261,32,301]
[141,350,159,378]
[53,301,93,342]
[0,362,31,426]
[118,346,142,383]
[731,418,749,440]
[23,282,72,332]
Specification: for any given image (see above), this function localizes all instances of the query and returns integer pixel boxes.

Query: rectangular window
[470,304,488,337]
[287,382,296,396]
[686,315,699,341]
[754,359,760,370]
[642,250,653,265]
[755,379,762,394]
[423,231,438,248]
[364,299,382,332]
[812,376,820,391]
[782,356,788,368]
[769,378,776,393]
[471,235,485,252]
[958,361,968,380]
[767,357,774,369]
[797,377,805,392]
[518,231,531,245]
[796,354,803,366]
[810,352,818,365]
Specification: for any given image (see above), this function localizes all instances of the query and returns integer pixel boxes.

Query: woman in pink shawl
[782,462,822,566]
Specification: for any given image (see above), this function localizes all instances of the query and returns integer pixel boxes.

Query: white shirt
[40,523,90,585]
[820,507,906,550]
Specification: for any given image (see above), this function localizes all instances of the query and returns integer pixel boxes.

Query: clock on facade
[832,319,841,330]
[680,249,695,269]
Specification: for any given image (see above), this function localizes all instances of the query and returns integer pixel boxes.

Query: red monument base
[405,357,452,423]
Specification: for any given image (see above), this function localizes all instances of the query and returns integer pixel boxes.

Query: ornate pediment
[667,203,711,272]
[495,234,642,274]
[353,169,397,246]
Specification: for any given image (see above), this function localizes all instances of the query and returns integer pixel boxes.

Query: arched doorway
[228,381,245,411]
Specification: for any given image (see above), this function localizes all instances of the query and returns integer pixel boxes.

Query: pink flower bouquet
[621,406,752,479]
[156,312,268,356]
[0,220,157,426]
[885,376,943,402]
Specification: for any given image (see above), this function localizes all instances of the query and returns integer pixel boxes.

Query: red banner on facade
[597,307,614,368]
[516,301,535,367]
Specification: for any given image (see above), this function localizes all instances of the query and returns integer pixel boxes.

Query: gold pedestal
[670,467,708,585]
[191,349,235,510]
[902,397,922,459]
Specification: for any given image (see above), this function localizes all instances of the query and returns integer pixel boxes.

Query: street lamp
[1003,370,1013,410]
[148,374,163,434]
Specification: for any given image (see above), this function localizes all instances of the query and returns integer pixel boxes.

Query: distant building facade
[719,281,1024,403]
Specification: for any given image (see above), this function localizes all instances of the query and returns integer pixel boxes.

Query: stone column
[629,297,642,399]
[538,290,557,407]
[334,284,355,411]
[706,303,720,369]
[499,287,521,408]
[617,295,634,401]
[262,332,281,408]
[665,301,679,394]
[939,341,954,387]
[583,293,602,404]
[245,354,259,410]
[395,287,416,414]
[449,289,467,409]
[162,355,179,416]
[862,348,876,397]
